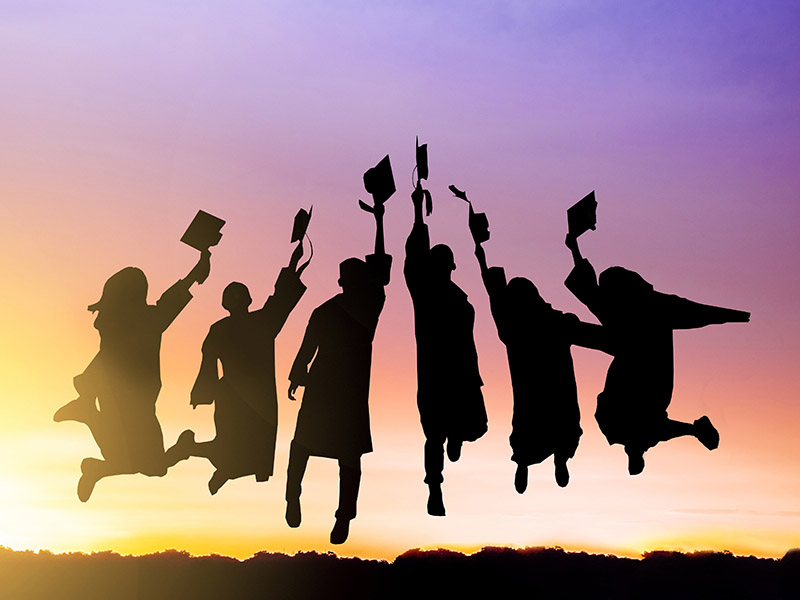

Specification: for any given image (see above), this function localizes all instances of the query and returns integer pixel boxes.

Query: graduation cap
[416,136,428,182]
[181,210,225,251]
[567,191,597,238]
[450,185,490,243]
[362,155,395,206]
[291,206,312,243]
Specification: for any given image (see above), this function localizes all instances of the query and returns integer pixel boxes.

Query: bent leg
[657,418,696,442]
[78,457,135,502]
[164,430,200,468]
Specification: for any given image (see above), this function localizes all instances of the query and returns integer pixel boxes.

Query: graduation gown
[191,267,306,480]
[289,254,391,459]
[566,258,746,449]
[404,222,487,443]
[483,266,608,465]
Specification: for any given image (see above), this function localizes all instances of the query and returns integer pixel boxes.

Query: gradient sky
[1,1,799,560]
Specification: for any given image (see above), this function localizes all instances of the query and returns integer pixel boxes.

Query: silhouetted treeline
[1,545,798,600]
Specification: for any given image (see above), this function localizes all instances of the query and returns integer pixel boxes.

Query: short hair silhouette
[221,281,252,312]
[166,213,310,495]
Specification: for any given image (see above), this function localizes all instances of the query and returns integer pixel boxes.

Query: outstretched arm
[665,295,750,329]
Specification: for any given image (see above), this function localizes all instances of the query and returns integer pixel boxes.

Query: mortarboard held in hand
[449,185,490,244]
[181,210,226,252]
[567,191,597,239]
[415,136,429,182]
[291,206,312,243]
[415,136,433,216]
[359,155,395,213]
[291,206,313,275]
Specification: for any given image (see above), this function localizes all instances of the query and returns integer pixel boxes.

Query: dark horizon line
[3,543,798,563]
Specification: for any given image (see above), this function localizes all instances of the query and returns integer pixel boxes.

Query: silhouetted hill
[1,545,797,599]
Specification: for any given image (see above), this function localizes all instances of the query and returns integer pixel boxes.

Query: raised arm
[373,201,386,257]
[565,233,583,266]
[475,240,489,278]
[404,184,431,284]
[259,223,309,333]
[563,246,607,323]
[288,242,304,273]
[184,249,212,287]
[155,249,212,331]
[412,182,426,227]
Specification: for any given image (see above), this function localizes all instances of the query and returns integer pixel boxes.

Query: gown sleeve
[190,326,219,407]
[257,267,308,336]
[564,258,608,323]
[660,293,750,330]
[403,222,430,293]
[155,279,193,331]
[289,309,321,387]
[482,266,512,345]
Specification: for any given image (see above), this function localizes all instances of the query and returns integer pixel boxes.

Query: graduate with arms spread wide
[564,192,750,475]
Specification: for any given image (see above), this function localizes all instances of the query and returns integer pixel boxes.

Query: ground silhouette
[0,545,796,600]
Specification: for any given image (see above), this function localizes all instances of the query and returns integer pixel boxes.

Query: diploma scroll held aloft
[181,210,226,252]
[567,191,597,239]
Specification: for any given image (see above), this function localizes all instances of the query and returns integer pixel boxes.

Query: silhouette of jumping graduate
[404,174,487,517]
[285,158,393,544]
[564,195,750,475]
[54,211,218,501]
[459,188,610,491]
[167,209,312,494]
